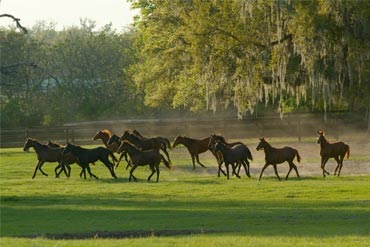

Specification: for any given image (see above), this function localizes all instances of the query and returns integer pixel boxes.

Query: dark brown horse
[132,129,172,151]
[213,141,252,179]
[23,138,69,179]
[173,135,211,170]
[317,130,350,177]
[208,134,252,177]
[120,130,172,165]
[62,143,118,179]
[117,141,172,182]
[256,138,301,181]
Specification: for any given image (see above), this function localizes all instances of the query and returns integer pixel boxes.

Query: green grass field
[1,142,370,247]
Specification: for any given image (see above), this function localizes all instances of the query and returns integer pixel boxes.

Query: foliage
[0,21,141,128]
[130,0,370,120]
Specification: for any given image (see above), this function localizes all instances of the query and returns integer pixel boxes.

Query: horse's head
[120,130,131,142]
[213,141,225,153]
[92,130,103,141]
[317,130,325,144]
[107,134,120,146]
[256,138,267,151]
[23,138,33,151]
[62,143,73,156]
[173,136,184,148]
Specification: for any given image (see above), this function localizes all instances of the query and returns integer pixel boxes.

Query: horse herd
[23,129,350,182]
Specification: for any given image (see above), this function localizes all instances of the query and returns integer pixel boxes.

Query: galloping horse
[256,138,301,181]
[213,141,252,179]
[208,134,252,177]
[62,143,118,179]
[120,130,172,165]
[173,136,211,170]
[23,138,69,179]
[317,130,350,177]
[93,129,122,151]
[132,129,172,150]
[117,141,172,182]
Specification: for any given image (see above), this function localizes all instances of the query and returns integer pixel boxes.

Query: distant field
[1,138,370,246]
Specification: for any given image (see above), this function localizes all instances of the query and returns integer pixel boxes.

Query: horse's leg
[102,159,117,179]
[66,164,71,177]
[161,146,171,165]
[32,161,42,179]
[334,156,341,176]
[191,155,196,170]
[155,163,160,182]
[291,162,300,178]
[273,165,281,181]
[129,166,138,182]
[38,161,48,177]
[86,165,98,180]
[147,165,156,182]
[259,163,270,181]
[321,157,330,177]
[226,163,230,180]
[242,160,250,177]
[232,162,241,178]
[195,154,207,168]
[55,163,61,178]
[337,154,345,176]
[218,162,226,177]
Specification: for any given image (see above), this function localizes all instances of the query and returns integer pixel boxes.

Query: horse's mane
[101,129,112,136]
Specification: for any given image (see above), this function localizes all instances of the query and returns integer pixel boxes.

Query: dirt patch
[20,229,223,239]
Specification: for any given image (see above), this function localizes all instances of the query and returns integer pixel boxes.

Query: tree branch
[0,14,28,34]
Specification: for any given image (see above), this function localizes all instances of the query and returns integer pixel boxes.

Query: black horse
[256,138,301,181]
[62,143,118,179]
[317,130,350,177]
[208,134,252,177]
[117,141,172,182]
[213,141,252,179]
[120,130,172,165]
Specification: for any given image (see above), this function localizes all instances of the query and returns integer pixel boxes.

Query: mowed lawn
[1,142,370,247]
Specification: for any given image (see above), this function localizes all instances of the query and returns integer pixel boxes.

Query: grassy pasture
[1,138,370,246]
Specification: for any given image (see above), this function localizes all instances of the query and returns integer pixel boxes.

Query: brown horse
[23,138,70,179]
[317,130,350,177]
[117,141,172,182]
[92,129,120,152]
[132,129,172,150]
[173,135,211,170]
[256,138,301,181]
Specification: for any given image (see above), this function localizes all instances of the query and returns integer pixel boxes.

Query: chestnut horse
[173,136,211,170]
[317,130,350,177]
[92,129,120,152]
[256,138,301,181]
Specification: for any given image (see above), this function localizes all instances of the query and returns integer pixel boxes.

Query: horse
[132,129,172,150]
[93,129,127,167]
[62,143,118,179]
[317,130,350,177]
[46,140,99,178]
[120,130,172,165]
[23,138,69,179]
[256,138,301,181]
[117,141,172,182]
[92,129,120,152]
[173,135,211,170]
[208,134,252,177]
[213,141,252,179]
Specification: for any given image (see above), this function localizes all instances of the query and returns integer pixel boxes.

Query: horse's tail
[161,154,173,170]
[246,148,253,161]
[346,145,350,159]
[295,149,301,163]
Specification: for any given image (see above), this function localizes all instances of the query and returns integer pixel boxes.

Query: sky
[0,0,139,31]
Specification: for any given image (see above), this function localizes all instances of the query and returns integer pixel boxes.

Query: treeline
[0,21,143,128]
[1,0,370,129]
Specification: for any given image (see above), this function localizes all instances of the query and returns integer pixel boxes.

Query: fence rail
[0,113,367,148]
